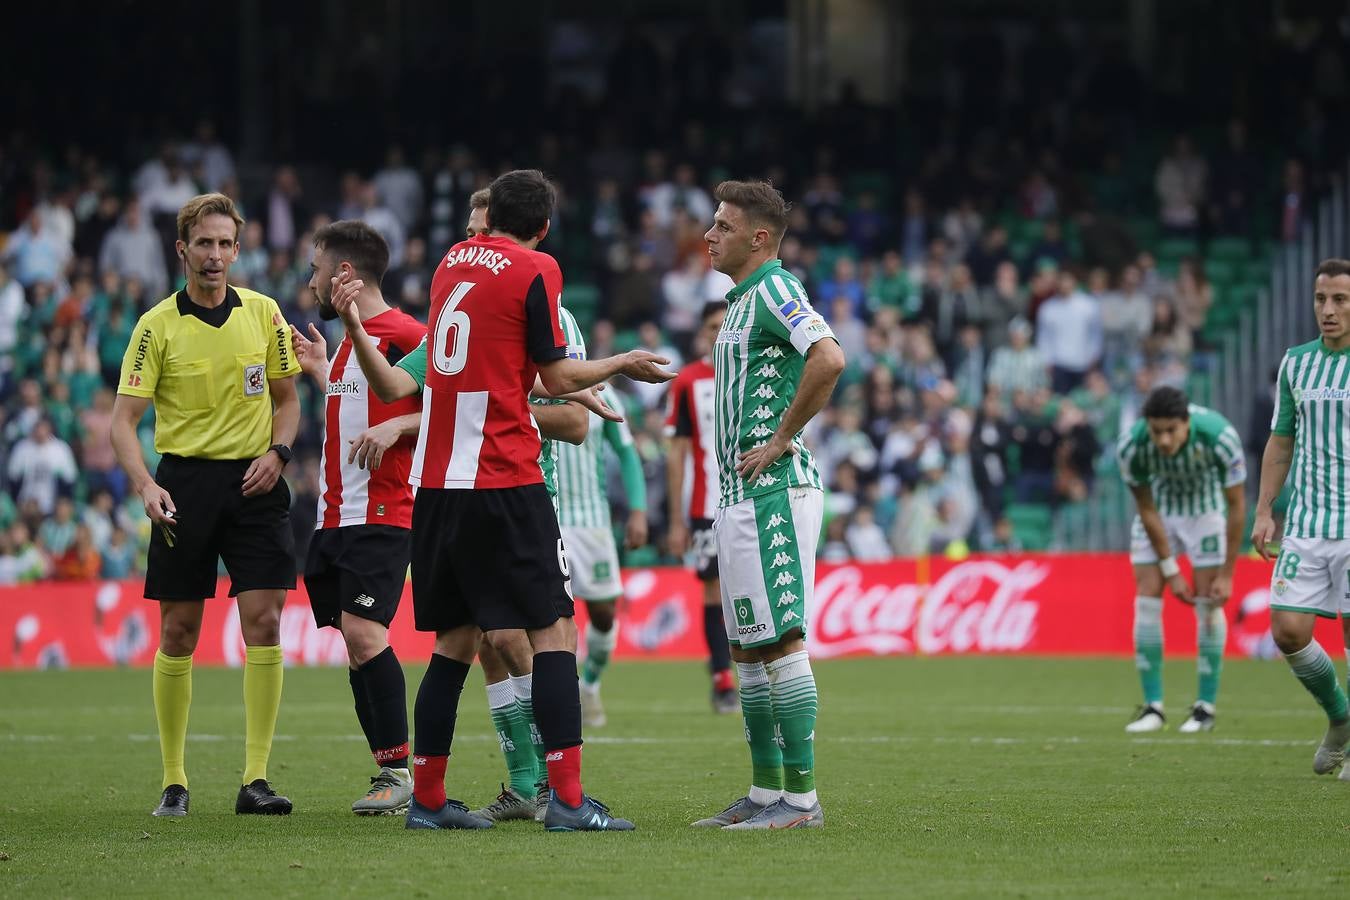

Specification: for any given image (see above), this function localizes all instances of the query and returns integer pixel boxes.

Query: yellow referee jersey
[117,286,301,459]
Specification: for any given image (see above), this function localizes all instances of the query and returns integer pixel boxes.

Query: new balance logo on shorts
[353,594,376,608]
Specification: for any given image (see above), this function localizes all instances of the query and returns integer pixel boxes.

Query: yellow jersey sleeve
[117,311,163,398]
[263,297,301,380]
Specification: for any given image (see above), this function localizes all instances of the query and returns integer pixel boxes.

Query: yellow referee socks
[242,645,284,784]
[153,650,193,790]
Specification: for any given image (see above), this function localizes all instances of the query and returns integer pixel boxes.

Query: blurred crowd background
[1,1,1347,582]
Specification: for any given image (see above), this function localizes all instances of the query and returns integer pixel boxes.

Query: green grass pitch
[2,657,1349,898]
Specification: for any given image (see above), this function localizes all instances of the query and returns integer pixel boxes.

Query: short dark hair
[487,170,555,240]
[714,180,790,239]
[468,188,490,210]
[700,300,727,324]
[1142,386,1190,421]
[1315,258,1350,282]
[313,220,390,281]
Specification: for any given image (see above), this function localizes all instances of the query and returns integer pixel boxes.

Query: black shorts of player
[691,517,719,582]
[410,483,574,633]
[304,524,410,629]
[145,454,296,601]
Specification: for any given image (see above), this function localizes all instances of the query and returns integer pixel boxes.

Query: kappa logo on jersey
[780,609,801,625]
[755,472,779,488]
[243,363,265,397]
[751,405,774,420]
[752,383,778,399]
[770,551,794,569]
[777,589,798,607]
[768,531,793,548]
[749,423,773,438]
[762,346,784,359]
[774,571,798,587]
[756,363,780,378]
[765,513,787,528]
[353,593,376,608]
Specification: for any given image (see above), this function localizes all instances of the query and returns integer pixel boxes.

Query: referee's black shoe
[152,784,189,817]
[236,779,292,815]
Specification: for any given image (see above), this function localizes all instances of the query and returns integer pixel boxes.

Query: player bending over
[1118,386,1246,733]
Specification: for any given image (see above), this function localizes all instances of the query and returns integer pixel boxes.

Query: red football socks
[546,744,583,807]
[412,754,447,809]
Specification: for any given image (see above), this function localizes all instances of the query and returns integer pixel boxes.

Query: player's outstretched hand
[1251,510,1277,561]
[348,419,403,471]
[620,350,675,384]
[330,274,364,330]
[565,386,624,423]
[290,323,328,378]
[242,449,285,497]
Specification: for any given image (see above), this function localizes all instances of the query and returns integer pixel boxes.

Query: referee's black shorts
[410,483,574,633]
[145,454,296,602]
[304,524,409,628]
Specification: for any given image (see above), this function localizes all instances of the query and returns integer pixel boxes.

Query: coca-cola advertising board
[0,556,1338,669]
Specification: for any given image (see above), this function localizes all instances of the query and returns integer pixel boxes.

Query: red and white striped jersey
[664,357,720,521]
[402,235,566,490]
[317,308,426,529]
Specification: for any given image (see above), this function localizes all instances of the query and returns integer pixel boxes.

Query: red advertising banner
[0,556,1340,669]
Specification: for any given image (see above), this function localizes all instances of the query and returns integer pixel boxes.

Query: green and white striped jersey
[533,305,586,503]
[713,259,836,508]
[1117,404,1246,516]
[1271,339,1350,539]
[555,388,645,528]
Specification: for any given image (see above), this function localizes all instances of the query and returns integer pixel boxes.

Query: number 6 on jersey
[432,282,474,375]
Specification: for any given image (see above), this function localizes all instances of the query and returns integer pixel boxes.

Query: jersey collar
[726,259,783,301]
[1319,338,1350,356]
[176,285,242,328]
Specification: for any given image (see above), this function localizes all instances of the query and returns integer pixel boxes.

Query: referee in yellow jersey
[111,193,302,818]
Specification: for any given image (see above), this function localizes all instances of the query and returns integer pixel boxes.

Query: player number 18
[432,281,474,375]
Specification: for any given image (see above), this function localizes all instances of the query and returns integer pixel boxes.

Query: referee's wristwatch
[268,443,294,467]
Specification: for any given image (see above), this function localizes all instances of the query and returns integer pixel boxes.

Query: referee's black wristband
[269,443,293,466]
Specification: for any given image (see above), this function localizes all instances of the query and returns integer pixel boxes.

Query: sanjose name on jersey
[444,245,514,275]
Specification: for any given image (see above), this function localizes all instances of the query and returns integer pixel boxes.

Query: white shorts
[716,487,824,648]
[1129,511,1226,569]
[560,525,623,601]
[1269,536,1350,619]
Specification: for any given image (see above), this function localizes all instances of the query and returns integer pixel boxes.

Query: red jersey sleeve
[664,371,692,437]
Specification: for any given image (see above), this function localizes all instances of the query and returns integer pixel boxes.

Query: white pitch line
[0,732,1323,749]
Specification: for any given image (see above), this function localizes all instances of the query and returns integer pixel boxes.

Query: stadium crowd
[2,13,1347,582]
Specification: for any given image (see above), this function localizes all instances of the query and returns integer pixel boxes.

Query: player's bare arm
[666,435,692,555]
[533,401,589,446]
[537,349,674,396]
[1209,482,1247,604]
[737,337,845,483]
[1252,433,1294,560]
[242,371,299,497]
[1129,483,1193,602]
[330,276,419,403]
[290,322,330,385]
[110,393,176,525]
[348,411,422,471]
